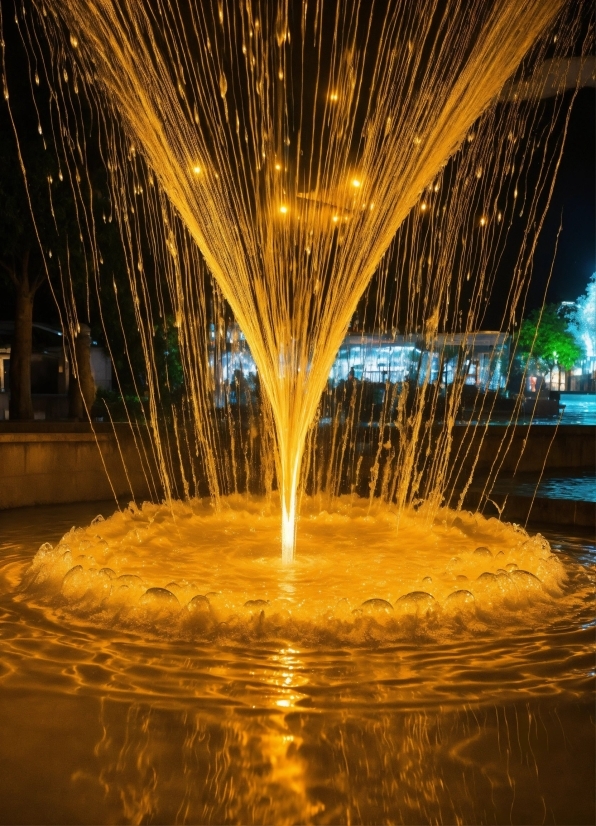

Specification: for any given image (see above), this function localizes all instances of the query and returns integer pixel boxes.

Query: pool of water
[458,393,596,426]
[479,471,596,503]
[0,500,594,825]
[518,393,596,426]
[559,393,596,426]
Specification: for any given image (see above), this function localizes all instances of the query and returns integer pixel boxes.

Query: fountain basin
[0,499,593,824]
[17,495,569,645]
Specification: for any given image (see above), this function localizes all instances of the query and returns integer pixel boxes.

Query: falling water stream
[10,0,589,560]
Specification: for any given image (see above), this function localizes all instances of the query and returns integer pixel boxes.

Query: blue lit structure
[209,325,510,403]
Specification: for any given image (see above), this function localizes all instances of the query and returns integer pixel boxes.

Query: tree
[0,1,108,421]
[0,112,101,419]
[517,304,583,373]
[0,129,56,419]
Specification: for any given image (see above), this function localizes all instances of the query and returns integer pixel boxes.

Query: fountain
[0,0,593,822]
[18,493,569,638]
[9,0,588,560]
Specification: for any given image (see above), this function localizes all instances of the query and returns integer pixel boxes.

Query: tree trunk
[8,260,34,421]
[68,323,96,420]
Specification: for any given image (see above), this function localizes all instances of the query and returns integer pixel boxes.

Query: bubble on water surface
[61,564,85,594]
[187,595,211,612]
[139,587,180,610]
[511,570,542,587]
[20,496,568,644]
[476,571,498,583]
[445,590,475,609]
[395,591,436,615]
[361,598,394,616]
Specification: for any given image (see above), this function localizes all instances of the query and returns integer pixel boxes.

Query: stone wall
[457,490,594,529]
[0,424,158,509]
[450,423,594,474]
[0,422,593,512]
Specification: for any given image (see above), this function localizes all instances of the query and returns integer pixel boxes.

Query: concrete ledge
[449,424,595,474]
[0,432,114,442]
[0,426,157,509]
[1,422,593,512]
[0,422,118,433]
[460,492,595,529]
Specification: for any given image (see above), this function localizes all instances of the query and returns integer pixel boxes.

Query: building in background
[207,326,511,406]
[0,322,111,420]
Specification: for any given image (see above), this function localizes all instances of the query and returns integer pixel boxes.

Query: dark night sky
[0,2,594,326]
[530,88,595,307]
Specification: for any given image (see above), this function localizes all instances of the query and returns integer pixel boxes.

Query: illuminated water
[0,501,593,824]
[22,0,586,561]
[560,394,596,426]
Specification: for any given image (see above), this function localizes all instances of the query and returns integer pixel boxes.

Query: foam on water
[19,496,567,644]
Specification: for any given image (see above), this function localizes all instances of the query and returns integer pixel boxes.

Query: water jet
[0,1,593,822]
[8,0,589,560]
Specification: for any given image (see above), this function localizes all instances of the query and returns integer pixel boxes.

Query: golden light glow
[32,0,584,564]
[26,495,567,642]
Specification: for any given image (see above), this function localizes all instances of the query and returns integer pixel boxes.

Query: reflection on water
[560,393,596,426]
[82,699,592,825]
[486,471,596,503]
[0,501,594,824]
